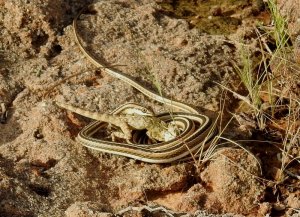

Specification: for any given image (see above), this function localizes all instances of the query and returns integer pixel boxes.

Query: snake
[70,6,217,163]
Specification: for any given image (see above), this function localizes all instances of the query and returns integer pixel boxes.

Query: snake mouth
[131,118,187,145]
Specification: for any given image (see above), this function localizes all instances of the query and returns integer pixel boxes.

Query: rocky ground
[0,0,299,216]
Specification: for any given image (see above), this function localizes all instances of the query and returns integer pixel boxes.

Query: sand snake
[68,6,217,163]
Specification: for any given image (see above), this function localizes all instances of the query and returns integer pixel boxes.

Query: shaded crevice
[28,184,51,197]
[31,29,49,53]
[46,43,62,59]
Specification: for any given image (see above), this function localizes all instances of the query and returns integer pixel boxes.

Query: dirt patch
[0,0,300,216]
[149,148,265,215]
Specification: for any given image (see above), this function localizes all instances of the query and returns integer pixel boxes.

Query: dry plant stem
[196,91,226,169]
[218,136,262,175]
[220,153,265,182]
[215,140,299,186]
[255,12,299,182]
[215,82,258,111]
[278,95,300,181]
[231,45,266,128]
[255,27,276,117]
[285,170,300,180]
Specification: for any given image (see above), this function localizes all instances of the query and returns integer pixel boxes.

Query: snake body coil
[72,6,217,163]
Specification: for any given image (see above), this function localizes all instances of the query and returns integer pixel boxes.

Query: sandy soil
[0,0,299,216]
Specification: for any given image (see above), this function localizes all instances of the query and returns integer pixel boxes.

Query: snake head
[146,127,167,142]
[163,122,180,141]
[146,121,180,142]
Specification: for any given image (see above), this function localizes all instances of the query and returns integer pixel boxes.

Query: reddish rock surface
[0,0,299,216]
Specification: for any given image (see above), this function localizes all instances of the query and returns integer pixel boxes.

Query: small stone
[65,202,113,217]
[273,203,285,211]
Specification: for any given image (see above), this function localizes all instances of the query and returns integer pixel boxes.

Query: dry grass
[220,0,299,183]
